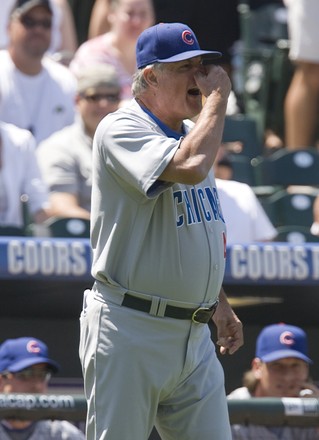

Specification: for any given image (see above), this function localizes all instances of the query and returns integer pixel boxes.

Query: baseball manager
[80,22,243,440]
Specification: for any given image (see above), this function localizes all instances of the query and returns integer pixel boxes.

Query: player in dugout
[0,337,85,439]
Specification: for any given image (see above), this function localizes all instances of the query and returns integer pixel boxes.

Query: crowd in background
[1,1,319,439]
[1,0,318,242]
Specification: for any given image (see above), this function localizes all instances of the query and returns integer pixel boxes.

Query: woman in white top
[70,0,155,101]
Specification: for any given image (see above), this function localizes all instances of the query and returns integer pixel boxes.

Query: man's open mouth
[188,88,201,96]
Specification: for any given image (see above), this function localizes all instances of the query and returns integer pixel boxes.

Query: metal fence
[1,394,319,439]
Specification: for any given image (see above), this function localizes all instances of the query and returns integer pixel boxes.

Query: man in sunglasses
[0,0,76,145]
[37,64,121,221]
[0,336,85,439]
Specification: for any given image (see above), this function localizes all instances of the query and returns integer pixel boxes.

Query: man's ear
[0,374,10,392]
[143,67,159,88]
[252,357,263,380]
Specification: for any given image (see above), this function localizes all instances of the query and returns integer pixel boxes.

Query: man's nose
[30,381,46,393]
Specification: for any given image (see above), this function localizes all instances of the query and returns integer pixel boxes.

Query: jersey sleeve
[94,113,181,198]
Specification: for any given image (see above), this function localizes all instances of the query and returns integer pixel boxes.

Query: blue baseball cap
[136,22,222,69]
[256,323,312,364]
[0,337,60,373]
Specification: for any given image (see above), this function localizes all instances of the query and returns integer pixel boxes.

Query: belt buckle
[191,301,218,324]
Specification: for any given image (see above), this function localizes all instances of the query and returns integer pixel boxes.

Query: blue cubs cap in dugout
[136,22,222,69]
[0,337,60,373]
[256,323,312,364]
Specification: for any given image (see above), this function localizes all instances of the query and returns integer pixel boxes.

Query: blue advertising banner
[0,237,318,285]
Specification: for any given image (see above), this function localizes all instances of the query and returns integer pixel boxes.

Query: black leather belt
[122,294,219,323]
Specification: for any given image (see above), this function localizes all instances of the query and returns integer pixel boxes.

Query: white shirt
[0,0,62,53]
[216,178,277,244]
[0,51,76,144]
[0,122,49,227]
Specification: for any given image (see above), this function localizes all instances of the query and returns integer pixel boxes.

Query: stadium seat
[0,226,25,237]
[260,189,317,228]
[228,153,257,186]
[252,148,319,187]
[275,225,319,244]
[47,217,90,238]
[238,2,288,51]
[237,2,293,141]
[42,217,90,238]
[222,114,263,160]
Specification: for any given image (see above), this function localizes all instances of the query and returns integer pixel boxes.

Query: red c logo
[182,30,194,46]
[279,331,295,346]
[27,340,41,353]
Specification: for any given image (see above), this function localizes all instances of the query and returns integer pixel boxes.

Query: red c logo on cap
[279,331,295,346]
[27,340,41,353]
[182,30,194,46]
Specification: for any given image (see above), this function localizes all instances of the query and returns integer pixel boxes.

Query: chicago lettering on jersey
[174,185,225,227]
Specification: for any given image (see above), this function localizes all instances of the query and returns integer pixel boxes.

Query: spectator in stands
[214,150,277,244]
[1,0,78,61]
[88,0,111,38]
[0,0,76,145]
[0,336,85,439]
[283,0,319,150]
[228,323,319,439]
[88,0,239,76]
[0,121,50,235]
[37,64,121,220]
[70,0,155,102]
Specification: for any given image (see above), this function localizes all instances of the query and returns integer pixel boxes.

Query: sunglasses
[82,93,120,103]
[3,368,52,382]
[20,16,52,30]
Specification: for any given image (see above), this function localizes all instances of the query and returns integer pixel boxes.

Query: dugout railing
[1,393,319,427]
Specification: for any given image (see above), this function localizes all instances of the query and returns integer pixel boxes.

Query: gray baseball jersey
[91,99,226,306]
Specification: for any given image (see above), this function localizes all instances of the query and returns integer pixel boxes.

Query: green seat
[43,217,90,238]
[228,153,256,186]
[48,217,90,238]
[237,2,293,141]
[0,226,25,237]
[260,189,317,228]
[275,225,319,244]
[238,3,288,51]
[252,148,319,187]
[222,114,263,160]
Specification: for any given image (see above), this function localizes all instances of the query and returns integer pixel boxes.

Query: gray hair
[131,63,164,97]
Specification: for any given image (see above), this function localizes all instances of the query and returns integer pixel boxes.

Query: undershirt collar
[138,102,185,140]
